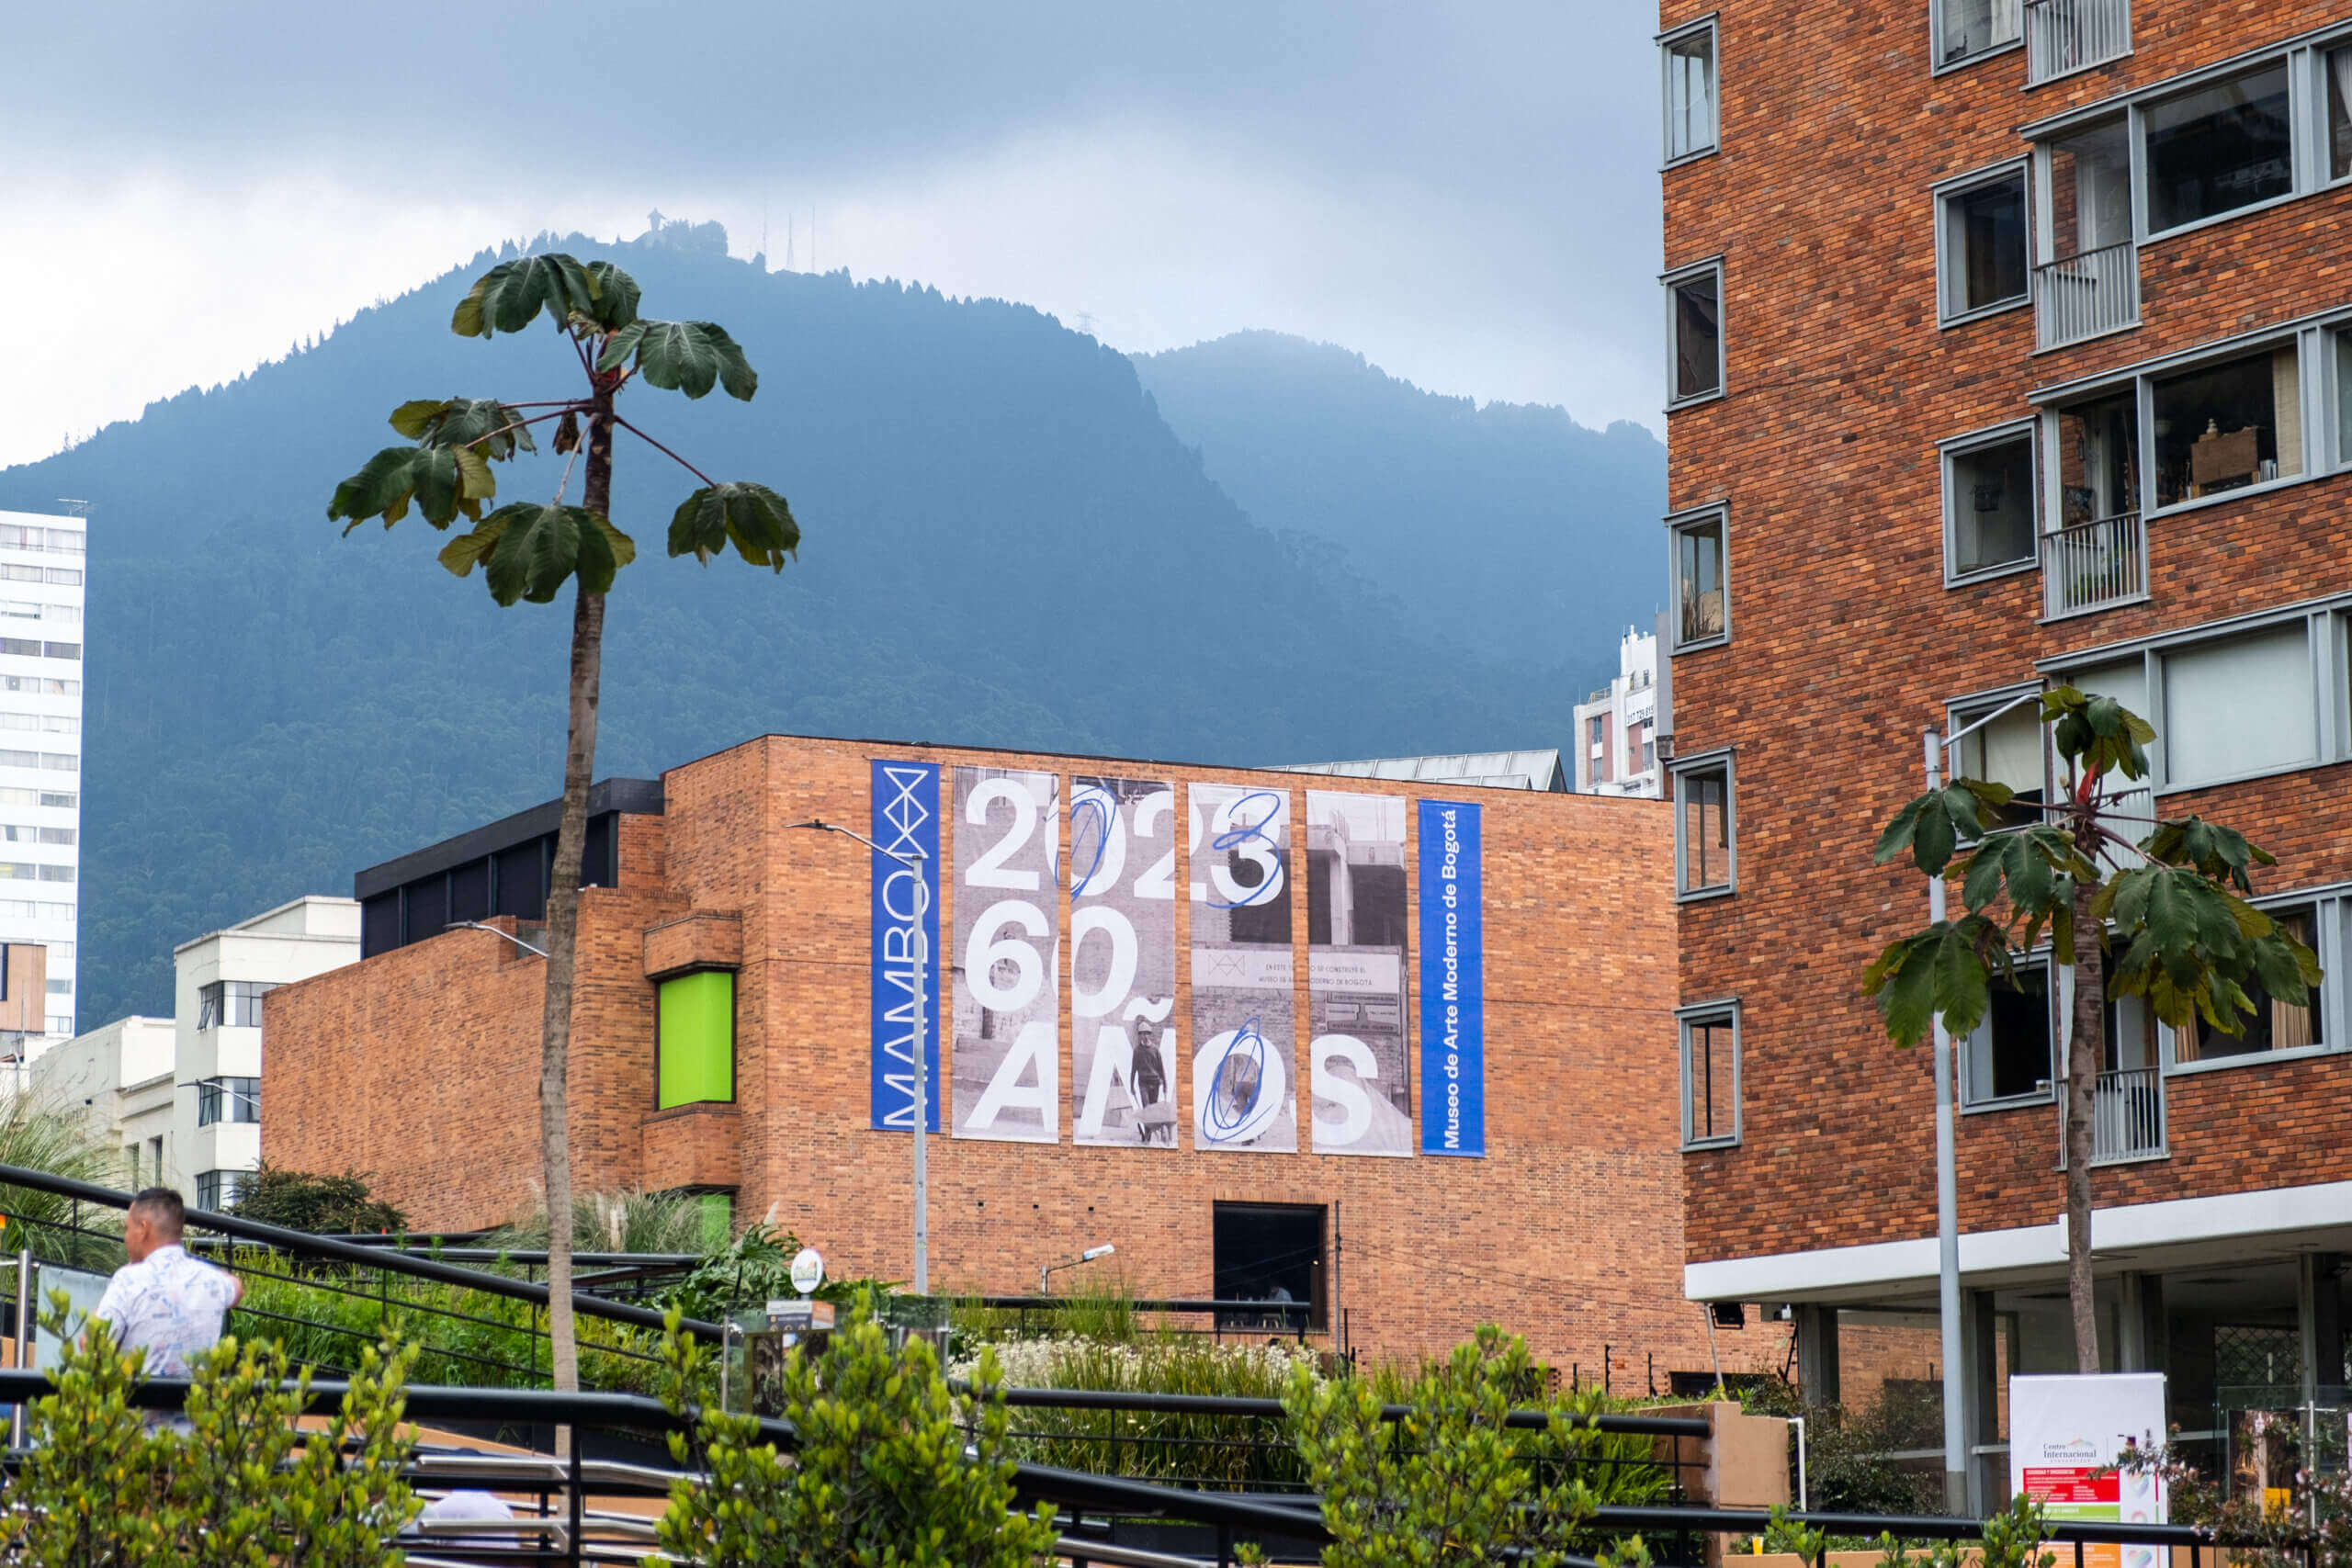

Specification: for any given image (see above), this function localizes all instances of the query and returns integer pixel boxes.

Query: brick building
[1657,0,2352,1507]
[265,732,1746,1380]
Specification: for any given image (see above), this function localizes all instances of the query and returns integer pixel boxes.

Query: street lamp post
[1040,1244,1116,1296]
[790,819,931,1296]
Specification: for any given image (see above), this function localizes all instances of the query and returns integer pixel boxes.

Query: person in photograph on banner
[1304,791,1413,1156]
[1069,775,1179,1148]
[1188,782,1297,1153]
[949,766,1061,1143]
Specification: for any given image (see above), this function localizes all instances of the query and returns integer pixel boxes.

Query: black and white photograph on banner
[1186,781,1297,1153]
[949,765,1061,1143]
[1305,790,1414,1156]
[1069,775,1181,1148]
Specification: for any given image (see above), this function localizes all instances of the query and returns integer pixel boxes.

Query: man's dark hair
[129,1187,186,1239]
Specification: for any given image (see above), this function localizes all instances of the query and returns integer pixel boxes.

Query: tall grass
[480,1188,712,1255]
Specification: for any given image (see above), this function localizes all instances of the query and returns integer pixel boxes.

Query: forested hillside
[0,229,1629,1023]
[1134,331,1664,676]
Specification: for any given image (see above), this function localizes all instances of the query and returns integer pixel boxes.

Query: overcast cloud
[2,3,1663,469]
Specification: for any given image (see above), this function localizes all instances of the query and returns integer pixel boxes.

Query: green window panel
[658,970,735,1108]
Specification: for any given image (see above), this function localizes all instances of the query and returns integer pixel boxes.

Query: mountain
[1133,332,1664,678]
[0,230,1627,1024]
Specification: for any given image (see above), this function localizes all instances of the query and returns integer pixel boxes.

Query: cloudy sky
[2,3,1664,470]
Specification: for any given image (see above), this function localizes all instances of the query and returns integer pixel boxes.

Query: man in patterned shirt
[92,1188,243,1376]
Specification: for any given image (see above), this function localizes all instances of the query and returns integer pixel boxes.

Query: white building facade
[0,510,85,1046]
[28,1016,176,1190]
[173,896,360,1211]
[1572,626,1660,797]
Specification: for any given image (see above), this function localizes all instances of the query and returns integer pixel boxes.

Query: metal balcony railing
[2036,240,2139,349]
[2026,0,2131,83]
[2091,1066,2165,1164]
[2043,511,2144,617]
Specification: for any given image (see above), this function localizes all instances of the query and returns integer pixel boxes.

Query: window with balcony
[2024,0,2131,84]
[1939,167,2029,323]
[1668,506,1729,649]
[1665,261,1724,407]
[2151,343,2302,509]
[1679,1003,1740,1148]
[196,979,275,1031]
[1661,19,1718,164]
[1673,754,1735,898]
[2144,63,2293,236]
[2159,624,2316,791]
[2036,118,2136,349]
[195,1170,250,1212]
[2048,391,2143,615]
[1963,962,2053,1105]
[197,1077,261,1127]
[2177,905,2322,1063]
[1937,0,2021,68]
[1944,425,2037,580]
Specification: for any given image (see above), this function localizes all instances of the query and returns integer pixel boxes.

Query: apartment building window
[2177,905,2323,1064]
[2151,343,2301,508]
[1664,260,1724,407]
[1935,0,2020,69]
[2052,391,2141,525]
[2161,624,2316,790]
[657,969,736,1109]
[1661,18,1719,164]
[1668,505,1729,649]
[1588,714,1611,784]
[1951,690,2047,830]
[195,1171,250,1212]
[1678,1003,1740,1148]
[1943,424,2037,581]
[197,1077,261,1127]
[2332,48,2352,183]
[1962,962,2054,1105]
[1673,753,1735,898]
[1937,164,2029,323]
[2144,63,2293,236]
[196,979,274,1031]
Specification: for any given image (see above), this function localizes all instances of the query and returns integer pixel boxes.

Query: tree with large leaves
[326,252,797,1404]
[1865,687,2318,1371]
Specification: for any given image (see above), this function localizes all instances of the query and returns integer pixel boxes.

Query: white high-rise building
[0,509,85,1053]
[1571,626,1661,798]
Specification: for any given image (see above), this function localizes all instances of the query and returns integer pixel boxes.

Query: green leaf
[383,397,539,459]
[436,516,509,579]
[325,446,465,532]
[2044,684,2154,784]
[450,253,598,338]
[1863,919,1998,1045]
[668,481,799,570]
[477,503,630,604]
[598,319,758,400]
[582,261,641,332]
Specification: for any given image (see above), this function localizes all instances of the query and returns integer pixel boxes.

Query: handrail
[972,1382,1709,1436]
[0,1162,725,1341]
[963,1295,1317,1316]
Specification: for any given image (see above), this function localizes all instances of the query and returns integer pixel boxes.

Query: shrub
[651,1293,1059,1567]
[232,1163,407,1235]
[6,1292,420,1564]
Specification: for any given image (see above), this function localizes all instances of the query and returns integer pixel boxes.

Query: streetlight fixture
[1921,689,2041,1515]
[788,818,933,1296]
[444,920,548,958]
[1041,1244,1116,1295]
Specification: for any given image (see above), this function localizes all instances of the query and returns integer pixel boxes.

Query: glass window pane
[2154,344,2301,509]
[2333,49,2352,183]
[1939,0,2020,64]
[1665,30,1716,160]
[1944,175,2028,316]
[1686,1018,1736,1141]
[1679,765,1732,894]
[2145,64,2293,233]
[2055,393,2141,525]
[1676,517,1726,644]
[2178,907,2322,1061]
[1968,964,2052,1101]
[1950,435,2036,574]
[1955,700,2046,827]
[2162,625,2315,788]
[2049,119,2132,258]
[1671,272,1722,400]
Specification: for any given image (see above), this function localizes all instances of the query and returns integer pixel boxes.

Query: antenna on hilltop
[55,500,89,520]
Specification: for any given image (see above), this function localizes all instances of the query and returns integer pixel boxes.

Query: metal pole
[910,863,930,1299]
[10,1247,29,1449]
[1926,727,1969,1515]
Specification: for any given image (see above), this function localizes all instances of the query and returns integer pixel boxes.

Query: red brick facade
[266,734,1752,1377]
[1663,2,2352,1269]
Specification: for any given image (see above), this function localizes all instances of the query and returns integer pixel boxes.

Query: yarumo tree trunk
[2064,873,2101,1373]
[539,389,615,1405]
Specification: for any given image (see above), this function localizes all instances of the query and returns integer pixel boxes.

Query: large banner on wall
[1188,783,1297,1152]
[2010,1374,2167,1568]
[950,766,1061,1144]
[1069,776,1179,1147]
[1418,799,1485,1156]
[1306,791,1413,1156]
[869,759,942,1133]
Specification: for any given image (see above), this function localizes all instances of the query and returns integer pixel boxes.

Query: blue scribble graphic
[1207,791,1283,909]
[1200,1016,1269,1144]
[1068,788,1114,896]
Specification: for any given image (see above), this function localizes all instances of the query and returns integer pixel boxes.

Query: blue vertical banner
[871,759,943,1132]
[1418,799,1485,1156]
